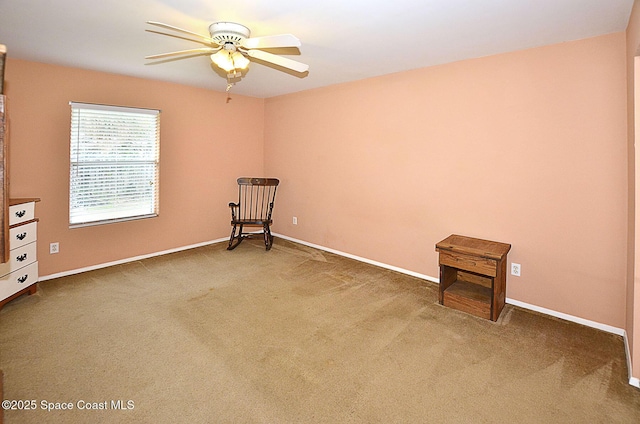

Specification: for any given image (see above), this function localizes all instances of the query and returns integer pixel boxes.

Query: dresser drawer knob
[16,253,27,262]
[18,274,28,284]
[16,232,27,241]
[15,210,26,218]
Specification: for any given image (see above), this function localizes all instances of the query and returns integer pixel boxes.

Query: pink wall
[627,0,640,383]
[4,59,264,276]
[265,33,628,328]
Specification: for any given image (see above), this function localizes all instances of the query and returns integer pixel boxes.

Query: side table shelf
[436,234,511,321]
[0,198,40,311]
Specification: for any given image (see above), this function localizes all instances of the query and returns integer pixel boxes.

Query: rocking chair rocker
[228,177,279,251]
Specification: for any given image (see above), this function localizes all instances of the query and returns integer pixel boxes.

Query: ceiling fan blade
[145,29,215,48]
[145,47,219,60]
[146,21,219,45]
[241,34,301,49]
[246,49,308,73]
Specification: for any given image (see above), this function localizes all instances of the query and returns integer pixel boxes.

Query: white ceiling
[0,0,634,98]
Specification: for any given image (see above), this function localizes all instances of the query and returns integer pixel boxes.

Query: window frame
[69,102,160,228]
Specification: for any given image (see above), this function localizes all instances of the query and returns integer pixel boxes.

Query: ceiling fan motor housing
[209,22,251,46]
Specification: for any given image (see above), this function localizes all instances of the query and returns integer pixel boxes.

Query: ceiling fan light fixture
[210,49,250,73]
[232,52,250,69]
[210,50,236,73]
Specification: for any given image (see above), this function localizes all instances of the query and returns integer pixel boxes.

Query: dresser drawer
[0,261,38,301]
[9,201,35,226]
[9,221,37,249]
[0,242,37,278]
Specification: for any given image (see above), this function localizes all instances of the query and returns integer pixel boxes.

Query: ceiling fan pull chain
[225,76,234,103]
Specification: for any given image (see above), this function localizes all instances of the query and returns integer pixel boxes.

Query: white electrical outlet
[293,216,298,225]
[50,242,60,254]
[511,263,521,276]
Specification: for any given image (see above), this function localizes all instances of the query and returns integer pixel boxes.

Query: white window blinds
[69,102,160,227]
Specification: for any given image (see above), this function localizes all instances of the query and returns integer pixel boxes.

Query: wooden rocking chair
[228,177,279,251]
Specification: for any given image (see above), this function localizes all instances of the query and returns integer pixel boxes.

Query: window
[69,102,160,227]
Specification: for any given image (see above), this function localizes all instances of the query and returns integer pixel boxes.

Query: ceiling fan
[145,21,309,84]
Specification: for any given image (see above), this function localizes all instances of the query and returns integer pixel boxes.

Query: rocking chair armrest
[228,202,239,220]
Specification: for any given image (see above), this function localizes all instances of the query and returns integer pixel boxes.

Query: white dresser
[0,198,39,309]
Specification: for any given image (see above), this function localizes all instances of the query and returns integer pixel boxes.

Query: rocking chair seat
[230,218,273,226]
[228,177,279,251]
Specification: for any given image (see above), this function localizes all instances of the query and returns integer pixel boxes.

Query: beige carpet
[1,238,639,423]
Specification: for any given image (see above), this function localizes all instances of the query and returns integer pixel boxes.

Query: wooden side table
[436,235,511,321]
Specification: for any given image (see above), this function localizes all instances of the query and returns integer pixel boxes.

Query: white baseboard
[624,332,640,389]
[39,237,228,281]
[273,233,439,283]
[504,298,625,336]
[505,298,640,388]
